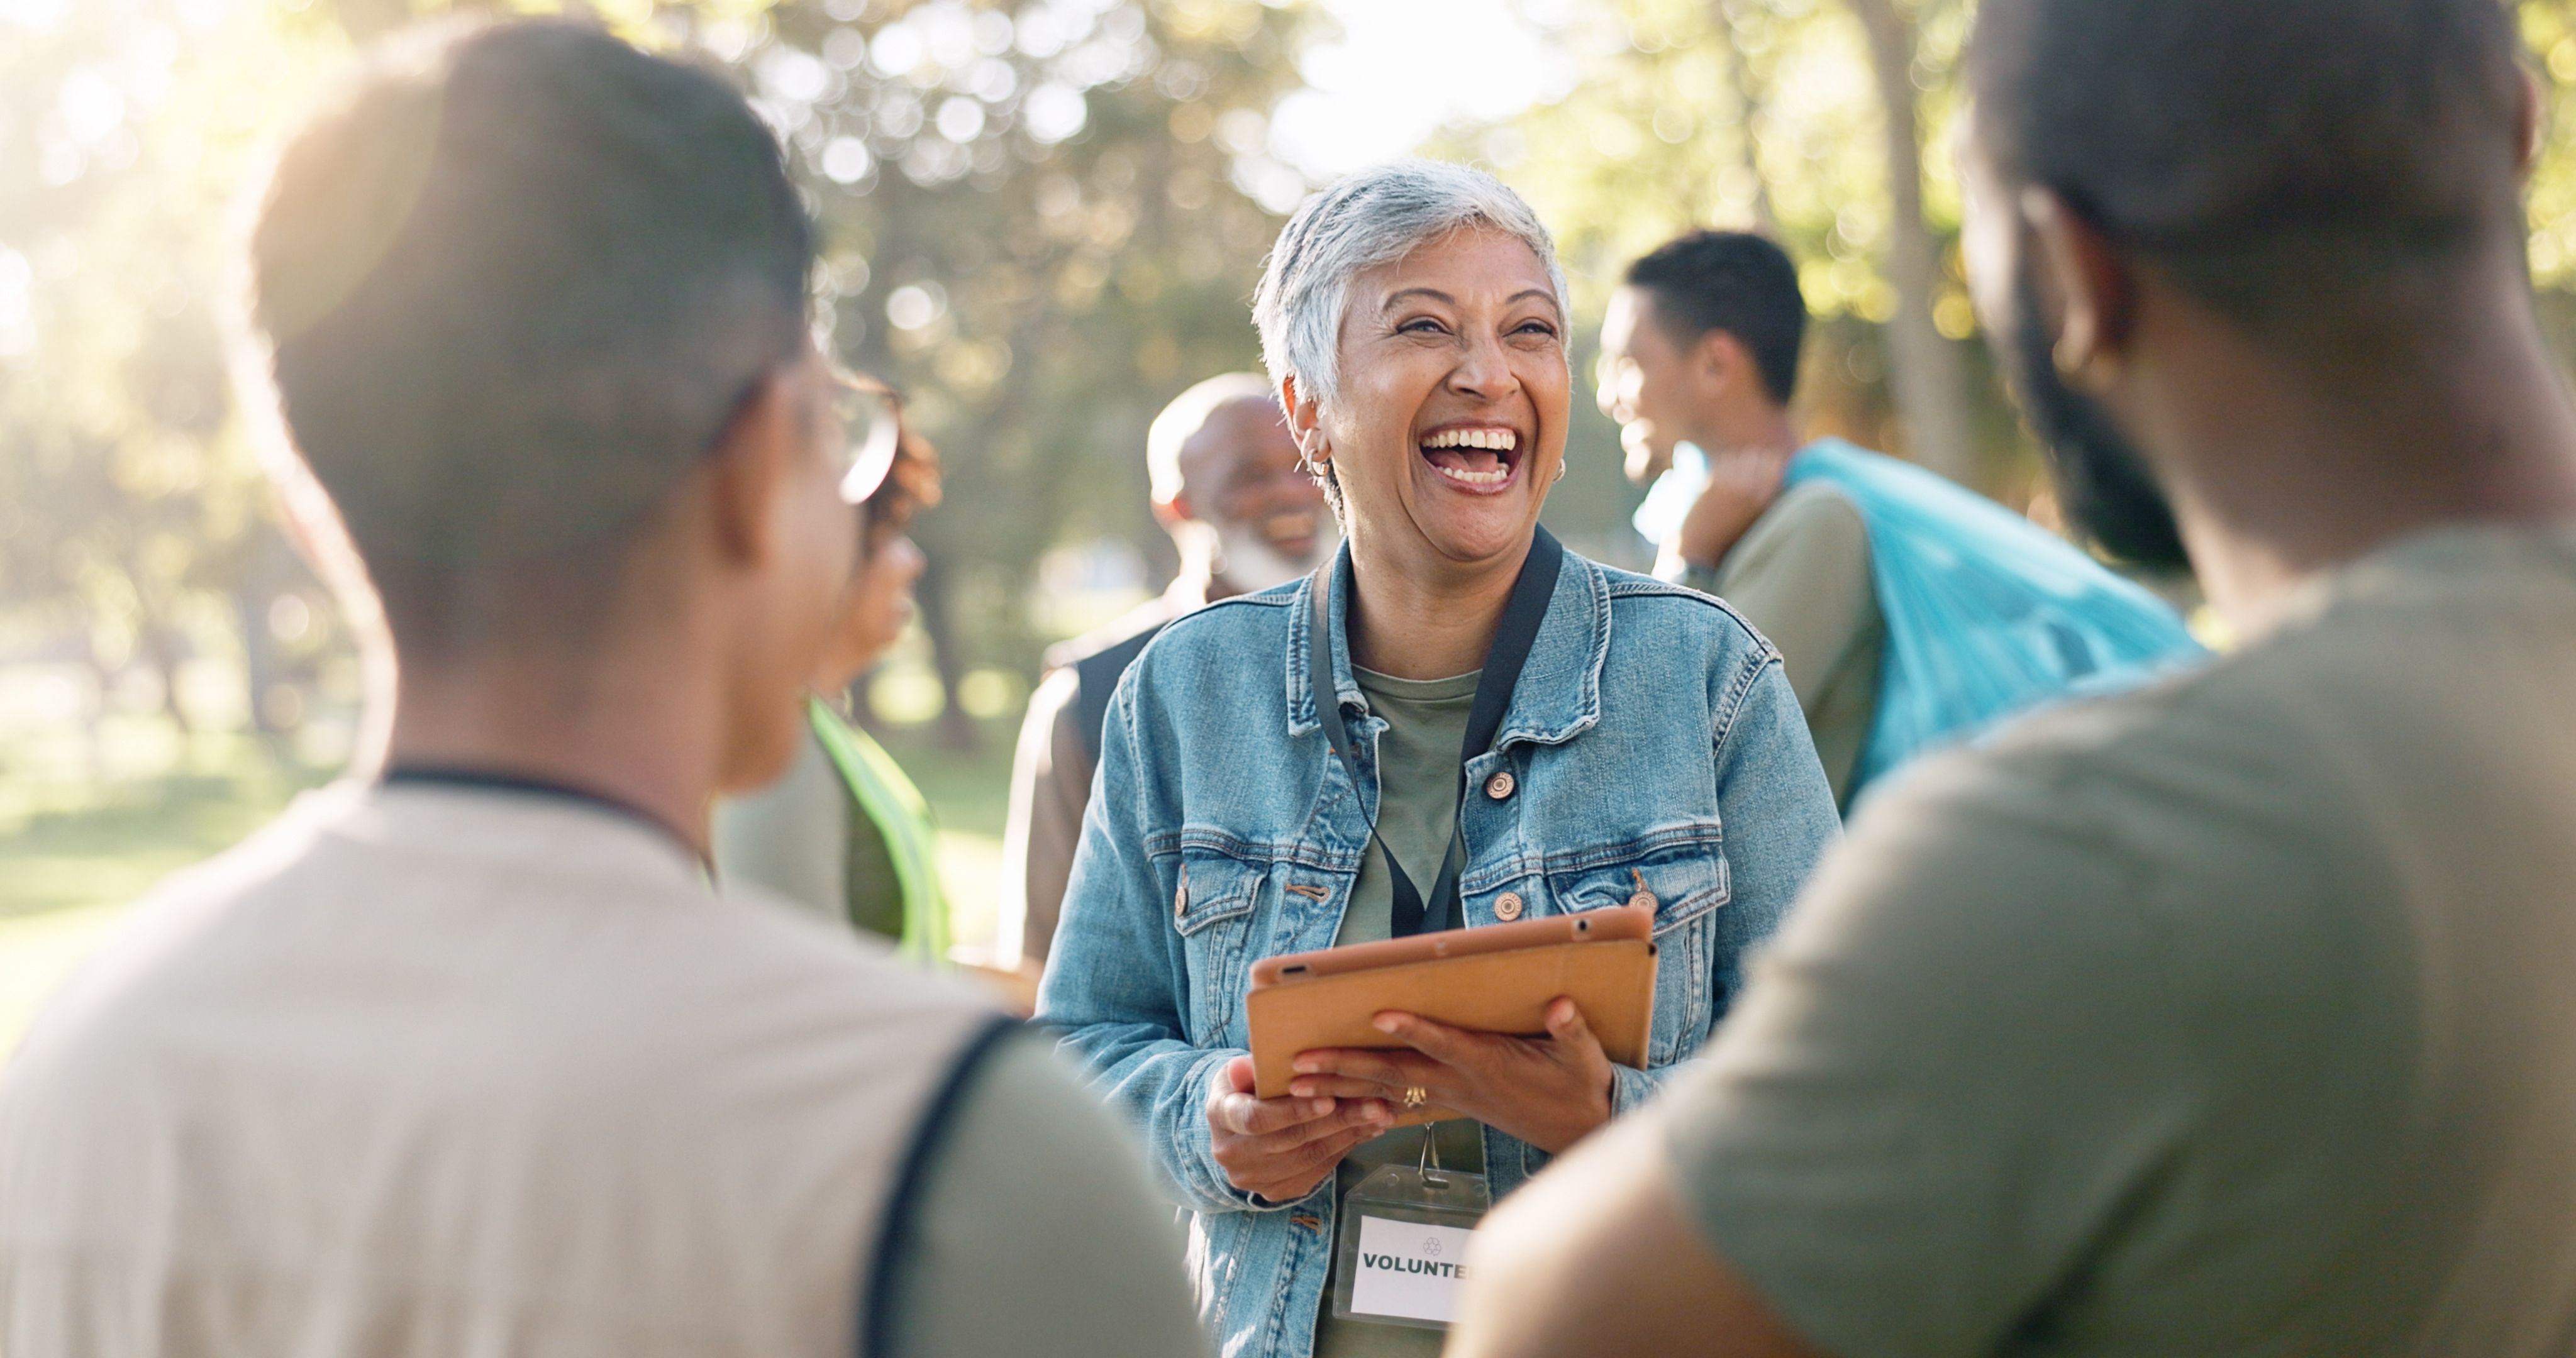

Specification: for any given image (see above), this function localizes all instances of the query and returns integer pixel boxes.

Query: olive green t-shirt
[1702,481,1883,811]
[1316,666,1488,1358]
[1661,526,2576,1357]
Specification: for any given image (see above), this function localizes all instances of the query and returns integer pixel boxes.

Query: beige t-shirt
[0,783,1206,1358]
[1664,526,2576,1356]
[1706,481,1883,809]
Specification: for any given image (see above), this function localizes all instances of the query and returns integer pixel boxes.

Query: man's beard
[1999,268,2194,573]
[1211,515,1335,593]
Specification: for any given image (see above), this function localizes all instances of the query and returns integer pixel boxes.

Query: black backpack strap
[858,1014,1023,1358]
[1070,624,1165,766]
[1306,529,1564,937]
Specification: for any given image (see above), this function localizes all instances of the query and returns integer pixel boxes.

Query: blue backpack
[1780,438,2206,796]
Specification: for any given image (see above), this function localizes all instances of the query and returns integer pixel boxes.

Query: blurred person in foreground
[996,372,1333,974]
[716,410,960,968]
[1600,231,2202,812]
[1456,0,2576,1354]
[1040,160,1840,1358]
[0,22,1204,1358]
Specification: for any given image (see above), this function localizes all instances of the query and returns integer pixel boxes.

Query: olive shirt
[1660,526,2576,1356]
[1314,666,1490,1358]
[1689,481,1884,810]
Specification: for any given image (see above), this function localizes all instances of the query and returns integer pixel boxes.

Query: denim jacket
[1038,544,1840,1358]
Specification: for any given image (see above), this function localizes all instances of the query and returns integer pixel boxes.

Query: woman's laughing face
[1304,226,1570,576]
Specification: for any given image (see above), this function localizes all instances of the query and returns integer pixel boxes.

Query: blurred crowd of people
[7,1,2576,1355]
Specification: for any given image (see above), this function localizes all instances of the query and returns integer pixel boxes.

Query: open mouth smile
[1418,424,1524,495]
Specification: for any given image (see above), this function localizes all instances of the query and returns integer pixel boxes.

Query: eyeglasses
[831,370,905,507]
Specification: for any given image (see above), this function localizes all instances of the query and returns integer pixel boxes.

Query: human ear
[1694,330,1744,395]
[2021,187,2135,392]
[1280,373,1329,470]
[704,368,802,569]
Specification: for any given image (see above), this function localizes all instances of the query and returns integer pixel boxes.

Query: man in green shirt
[1458,0,2576,1354]
[1599,233,2198,812]
[1596,236,1882,806]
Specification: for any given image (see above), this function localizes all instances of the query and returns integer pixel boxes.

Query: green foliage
[9,0,2576,755]
[734,0,1319,693]
[1463,0,2012,487]
[0,1,355,736]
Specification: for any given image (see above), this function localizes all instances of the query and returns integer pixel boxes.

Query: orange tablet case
[1244,904,1659,1127]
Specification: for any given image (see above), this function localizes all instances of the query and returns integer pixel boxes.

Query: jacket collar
[1284,533,1607,750]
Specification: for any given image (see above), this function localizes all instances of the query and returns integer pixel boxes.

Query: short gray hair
[1252,160,1569,412]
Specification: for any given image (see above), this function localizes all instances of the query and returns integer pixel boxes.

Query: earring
[1552,460,1567,483]
[1298,435,1331,477]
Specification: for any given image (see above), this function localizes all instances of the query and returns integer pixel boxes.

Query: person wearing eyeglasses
[715,377,958,968]
[0,23,1207,1358]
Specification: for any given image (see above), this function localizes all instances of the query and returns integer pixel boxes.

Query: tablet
[1244,904,1659,1125]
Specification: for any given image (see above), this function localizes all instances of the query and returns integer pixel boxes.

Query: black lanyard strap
[1307,527,1565,937]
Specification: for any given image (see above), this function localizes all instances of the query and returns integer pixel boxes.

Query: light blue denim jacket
[1038,544,1840,1358]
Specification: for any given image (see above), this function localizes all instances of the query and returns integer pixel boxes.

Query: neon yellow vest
[806,697,950,967]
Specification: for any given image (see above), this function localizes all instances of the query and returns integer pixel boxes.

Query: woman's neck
[1343,536,1530,680]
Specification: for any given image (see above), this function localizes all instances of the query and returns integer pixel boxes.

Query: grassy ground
[0,715,1024,1066]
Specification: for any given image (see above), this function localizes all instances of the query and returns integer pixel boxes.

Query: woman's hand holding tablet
[1205,1056,1395,1203]
[1289,996,1618,1154]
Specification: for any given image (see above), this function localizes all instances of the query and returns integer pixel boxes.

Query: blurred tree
[0,1,347,749]
[12,0,2576,770]
[1843,0,1973,482]
[1483,0,2012,499]
[714,0,1315,747]
[1473,0,1962,490]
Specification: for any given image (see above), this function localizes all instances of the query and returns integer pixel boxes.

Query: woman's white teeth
[1433,463,1510,486]
[1422,428,1518,451]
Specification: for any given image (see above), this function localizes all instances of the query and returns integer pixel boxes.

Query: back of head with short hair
[242,21,815,652]
[1969,0,2527,329]
[1623,231,1807,406]
[1146,372,1275,506]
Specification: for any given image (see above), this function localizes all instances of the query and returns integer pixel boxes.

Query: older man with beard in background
[1453,0,2576,1354]
[995,373,1333,974]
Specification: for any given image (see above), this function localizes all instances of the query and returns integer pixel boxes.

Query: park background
[11,0,2576,1057]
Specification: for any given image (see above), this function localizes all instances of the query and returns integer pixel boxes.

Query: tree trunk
[121,550,196,739]
[1713,0,1781,236]
[913,556,980,753]
[1846,0,1978,485]
[80,636,113,785]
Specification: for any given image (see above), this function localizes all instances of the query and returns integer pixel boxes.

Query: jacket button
[1628,891,1657,912]
[1484,770,1516,800]
[1494,892,1525,922]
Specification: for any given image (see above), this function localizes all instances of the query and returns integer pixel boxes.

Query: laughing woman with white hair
[1038,161,1841,1358]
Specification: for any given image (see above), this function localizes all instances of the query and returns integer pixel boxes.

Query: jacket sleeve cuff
[1609,1061,1673,1120]
[1170,1049,1289,1215]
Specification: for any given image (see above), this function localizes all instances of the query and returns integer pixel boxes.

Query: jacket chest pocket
[1166,847,1267,1047]
[1543,825,1729,1066]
